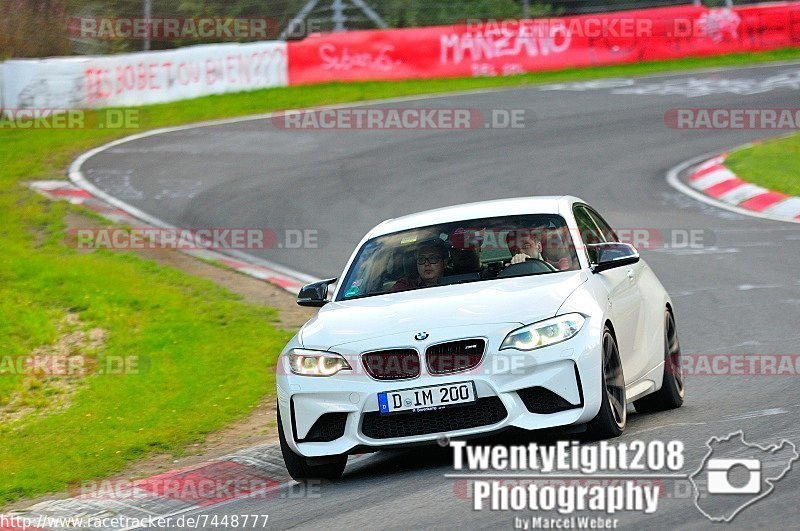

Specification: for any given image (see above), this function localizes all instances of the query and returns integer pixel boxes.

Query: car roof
[368,196,585,238]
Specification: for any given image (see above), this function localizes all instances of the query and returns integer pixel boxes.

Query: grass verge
[725,133,800,197]
[1,47,799,506]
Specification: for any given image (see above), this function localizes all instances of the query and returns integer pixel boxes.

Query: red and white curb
[27,180,310,294]
[682,153,800,223]
[2,445,290,531]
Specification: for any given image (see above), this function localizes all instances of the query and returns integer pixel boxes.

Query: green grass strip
[725,133,800,197]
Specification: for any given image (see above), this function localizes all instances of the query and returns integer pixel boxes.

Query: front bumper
[277,322,603,457]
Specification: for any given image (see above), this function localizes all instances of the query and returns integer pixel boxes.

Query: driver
[506,228,572,271]
[506,229,544,265]
[391,239,448,292]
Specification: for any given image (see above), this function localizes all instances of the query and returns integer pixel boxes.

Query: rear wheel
[634,310,685,413]
[278,407,347,481]
[585,328,626,440]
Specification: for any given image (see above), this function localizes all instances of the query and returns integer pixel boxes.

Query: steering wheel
[497,257,557,278]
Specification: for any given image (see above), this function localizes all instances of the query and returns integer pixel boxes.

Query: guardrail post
[143,0,152,51]
[332,0,346,32]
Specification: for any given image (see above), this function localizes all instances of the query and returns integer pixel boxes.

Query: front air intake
[517,386,581,414]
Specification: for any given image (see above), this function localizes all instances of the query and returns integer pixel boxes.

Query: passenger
[391,239,448,292]
[540,227,576,271]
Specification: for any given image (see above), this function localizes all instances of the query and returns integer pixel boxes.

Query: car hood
[299,271,588,350]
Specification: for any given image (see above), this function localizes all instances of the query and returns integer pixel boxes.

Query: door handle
[626,269,635,281]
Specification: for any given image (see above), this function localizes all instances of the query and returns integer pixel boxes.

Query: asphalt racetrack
[80,62,800,529]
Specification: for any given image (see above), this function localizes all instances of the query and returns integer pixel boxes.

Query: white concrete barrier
[2,41,287,109]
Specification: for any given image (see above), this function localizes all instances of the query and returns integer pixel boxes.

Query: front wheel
[633,310,685,413]
[585,328,626,440]
[278,407,347,481]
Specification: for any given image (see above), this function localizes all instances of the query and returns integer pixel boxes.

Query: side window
[573,206,604,245]
[586,208,618,243]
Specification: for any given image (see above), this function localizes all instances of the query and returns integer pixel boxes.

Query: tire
[633,309,685,413]
[278,407,347,481]
[585,327,626,440]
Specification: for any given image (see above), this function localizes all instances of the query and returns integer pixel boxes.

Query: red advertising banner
[287,3,800,85]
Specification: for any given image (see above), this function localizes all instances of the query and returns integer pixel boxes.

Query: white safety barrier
[1,41,287,109]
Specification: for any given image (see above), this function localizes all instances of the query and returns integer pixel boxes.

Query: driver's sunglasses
[417,255,443,265]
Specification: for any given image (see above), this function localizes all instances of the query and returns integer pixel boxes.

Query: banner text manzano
[287,3,800,84]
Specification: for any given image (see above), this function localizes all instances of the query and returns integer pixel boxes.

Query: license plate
[378,382,476,414]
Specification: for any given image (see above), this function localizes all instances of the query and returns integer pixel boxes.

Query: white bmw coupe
[277,197,684,480]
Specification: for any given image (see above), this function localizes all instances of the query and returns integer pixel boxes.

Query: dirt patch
[0,313,106,425]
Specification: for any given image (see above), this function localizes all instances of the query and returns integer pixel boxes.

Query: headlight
[500,313,586,351]
[287,348,351,376]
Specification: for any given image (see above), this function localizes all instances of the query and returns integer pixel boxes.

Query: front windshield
[337,214,580,301]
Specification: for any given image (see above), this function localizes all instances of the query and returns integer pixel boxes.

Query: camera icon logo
[690,431,798,522]
[706,458,761,494]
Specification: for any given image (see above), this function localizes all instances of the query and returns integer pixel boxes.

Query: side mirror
[587,243,639,273]
[297,278,337,307]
